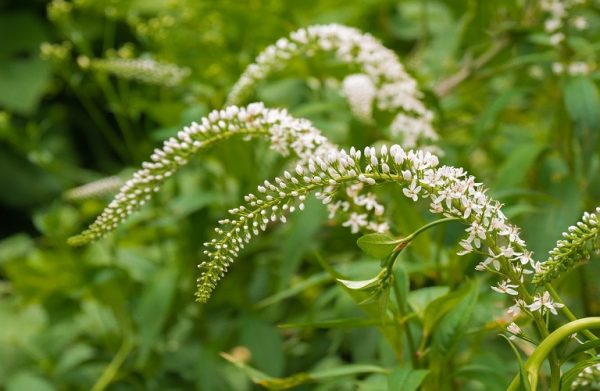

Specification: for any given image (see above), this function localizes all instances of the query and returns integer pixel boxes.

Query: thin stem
[392,270,418,368]
[91,338,134,391]
[545,283,598,341]
[433,38,509,97]
[507,317,600,391]
[95,74,138,160]
[392,217,460,254]
[69,82,129,160]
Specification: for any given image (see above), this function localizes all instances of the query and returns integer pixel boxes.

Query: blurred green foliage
[1,0,600,390]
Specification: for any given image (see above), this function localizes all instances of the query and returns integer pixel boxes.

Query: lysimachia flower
[227,24,438,151]
[196,144,536,302]
[528,291,565,315]
[64,176,123,201]
[507,322,522,336]
[533,207,600,284]
[83,57,191,86]
[492,280,519,296]
[69,104,388,246]
[541,0,593,75]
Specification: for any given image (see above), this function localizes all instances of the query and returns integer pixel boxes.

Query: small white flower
[550,32,565,46]
[507,322,522,335]
[507,299,526,318]
[402,180,421,201]
[573,16,588,30]
[491,280,519,296]
[342,212,368,233]
[457,239,473,256]
[528,291,565,315]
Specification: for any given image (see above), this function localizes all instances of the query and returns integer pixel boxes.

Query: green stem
[393,217,460,253]
[546,283,598,341]
[91,338,133,391]
[507,317,600,391]
[392,274,418,368]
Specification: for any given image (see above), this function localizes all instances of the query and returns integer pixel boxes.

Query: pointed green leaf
[222,353,388,390]
[407,286,450,319]
[357,233,402,259]
[387,368,429,391]
[337,275,380,290]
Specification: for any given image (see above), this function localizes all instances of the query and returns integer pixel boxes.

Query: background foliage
[1,0,599,389]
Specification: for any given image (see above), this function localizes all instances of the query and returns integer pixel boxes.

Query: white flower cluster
[541,0,587,46]
[64,176,123,200]
[196,144,535,302]
[572,362,600,390]
[541,0,593,76]
[69,103,387,245]
[84,57,191,86]
[533,207,600,284]
[342,74,376,122]
[551,61,591,76]
[69,104,329,245]
[226,24,438,150]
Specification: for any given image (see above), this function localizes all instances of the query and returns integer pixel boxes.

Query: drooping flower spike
[79,56,191,86]
[227,24,438,150]
[196,144,535,302]
[68,103,387,246]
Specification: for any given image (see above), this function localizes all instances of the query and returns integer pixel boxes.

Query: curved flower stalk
[69,103,386,246]
[196,144,538,303]
[226,24,438,150]
[533,207,600,284]
[64,176,124,201]
[78,56,191,86]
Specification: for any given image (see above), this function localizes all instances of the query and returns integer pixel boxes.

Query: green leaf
[256,272,331,308]
[452,364,508,391]
[221,353,388,390]
[357,233,401,259]
[134,265,179,365]
[430,280,478,354]
[337,275,380,290]
[0,12,50,114]
[422,280,476,339]
[7,372,55,391]
[278,317,383,329]
[500,335,532,391]
[564,76,600,135]
[387,368,429,391]
[494,142,546,190]
[240,316,284,376]
[407,286,450,319]
[563,339,600,363]
[0,59,51,114]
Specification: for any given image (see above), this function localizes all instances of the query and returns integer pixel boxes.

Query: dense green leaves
[2,0,600,389]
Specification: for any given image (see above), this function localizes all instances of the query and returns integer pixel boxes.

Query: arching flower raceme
[226,24,438,151]
[68,104,387,246]
[533,207,600,284]
[196,144,535,303]
[80,57,191,86]
[64,176,124,201]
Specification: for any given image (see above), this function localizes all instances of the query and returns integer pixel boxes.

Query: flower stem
[546,283,598,341]
[392,270,418,368]
[507,317,600,390]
